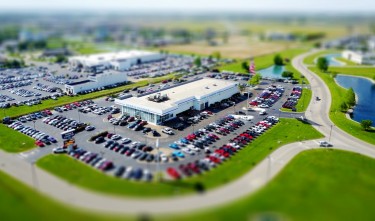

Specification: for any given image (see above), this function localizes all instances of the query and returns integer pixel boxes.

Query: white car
[259,110,267,115]
[160,153,169,162]
[111,134,122,140]
[120,138,131,144]
[162,127,174,135]
[52,147,66,154]
[319,141,332,147]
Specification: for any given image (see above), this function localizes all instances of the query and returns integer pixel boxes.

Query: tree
[238,84,246,93]
[241,61,249,72]
[55,55,67,63]
[282,71,294,79]
[360,120,373,131]
[249,73,262,86]
[212,51,221,60]
[273,54,283,66]
[317,57,329,72]
[194,57,202,67]
[345,88,356,106]
[339,101,348,112]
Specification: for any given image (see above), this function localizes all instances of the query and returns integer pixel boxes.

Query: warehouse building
[68,50,164,72]
[342,50,375,65]
[65,72,127,95]
[115,78,239,125]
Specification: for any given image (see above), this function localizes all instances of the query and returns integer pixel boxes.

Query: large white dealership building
[342,50,375,65]
[68,50,164,71]
[65,72,127,94]
[115,78,239,125]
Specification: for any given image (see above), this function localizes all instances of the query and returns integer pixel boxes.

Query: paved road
[0,50,374,215]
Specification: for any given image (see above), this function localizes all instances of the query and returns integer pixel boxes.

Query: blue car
[47,136,57,143]
[169,143,179,149]
[180,138,189,144]
[172,151,185,158]
[127,122,137,129]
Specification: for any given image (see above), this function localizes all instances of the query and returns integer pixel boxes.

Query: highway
[0,50,374,215]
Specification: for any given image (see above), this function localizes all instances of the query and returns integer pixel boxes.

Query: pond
[336,75,375,126]
[258,65,285,79]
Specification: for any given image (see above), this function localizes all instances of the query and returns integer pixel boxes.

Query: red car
[35,140,44,147]
[44,109,52,115]
[208,156,221,164]
[208,133,219,140]
[166,167,181,179]
[187,162,200,174]
[107,133,114,138]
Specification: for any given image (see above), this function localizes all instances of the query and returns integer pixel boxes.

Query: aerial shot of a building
[115,78,239,124]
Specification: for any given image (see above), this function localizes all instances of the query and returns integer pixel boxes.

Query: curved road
[0,50,374,215]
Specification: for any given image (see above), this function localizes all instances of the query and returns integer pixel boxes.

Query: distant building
[265,32,295,41]
[18,30,46,42]
[342,50,375,65]
[68,50,164,72]
[64,72,127,95]
[368,37,375,51]
[42,48,71,57]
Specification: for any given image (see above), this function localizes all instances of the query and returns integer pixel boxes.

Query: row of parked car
[166,116,279,179]
[54,100,95,113]
[249,85,285,108]
[0,80,34,90]
[0,94,14,102]
[42,115,87,131]
[9,88,42,97]
[282,86,303,110]
[18,110,52,122]
[33,83,59,93]
[168,115,244,159]
[62,146,154,181]
[7,121,57,147]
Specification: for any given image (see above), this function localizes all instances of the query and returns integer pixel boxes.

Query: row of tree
[340,87,356,111]
[0,59,25,68]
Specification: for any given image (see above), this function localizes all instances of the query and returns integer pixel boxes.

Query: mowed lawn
[0,124,35,152]
[162,149,375,221]
[5,149,375,221]
[303,49,341,65]
[309,67,375,145]
[219,48,309,83]
[281,88,312,112]
[37,118,323,197]
[328,67,375,80]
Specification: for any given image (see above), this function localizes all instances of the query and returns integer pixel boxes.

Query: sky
[1,0,375,13]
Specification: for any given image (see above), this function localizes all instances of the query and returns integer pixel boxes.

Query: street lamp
[329,125,334,142]
[33,120,36,130]
[113,124,116,134]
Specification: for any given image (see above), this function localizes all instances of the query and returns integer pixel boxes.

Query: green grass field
[0,124,36,152]
[162,149,375,221]
[37,118,323,197]
[5,149,375,221]
[309,67,375,145]
[303,49,340,65]
[1,74,178,119]
[281,88,312,112]
[219,48,308,73]
[335,57,359,66]
[328,67,375,80]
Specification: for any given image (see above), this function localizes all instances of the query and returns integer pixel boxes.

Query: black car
[114,166,126,177]
[152,130,161,137]
[95,136,105,144]
[172,123,185,130]
[142,127,152,133]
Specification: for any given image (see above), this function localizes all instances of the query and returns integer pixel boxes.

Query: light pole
[113,124,116,134]
[77,110,81,122]
[329,125,334,142]
[31,161,38,189]
[33,120,36,130]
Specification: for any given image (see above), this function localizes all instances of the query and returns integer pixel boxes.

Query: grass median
[303,49,340,65]
[280,88,312,112]
[37,118,323,197]
[5,149,375,221]
[309,67,375,145]
[0,124,36,152]
[162,149,375,221]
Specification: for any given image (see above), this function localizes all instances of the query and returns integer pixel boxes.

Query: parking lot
[11,76,304,181]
